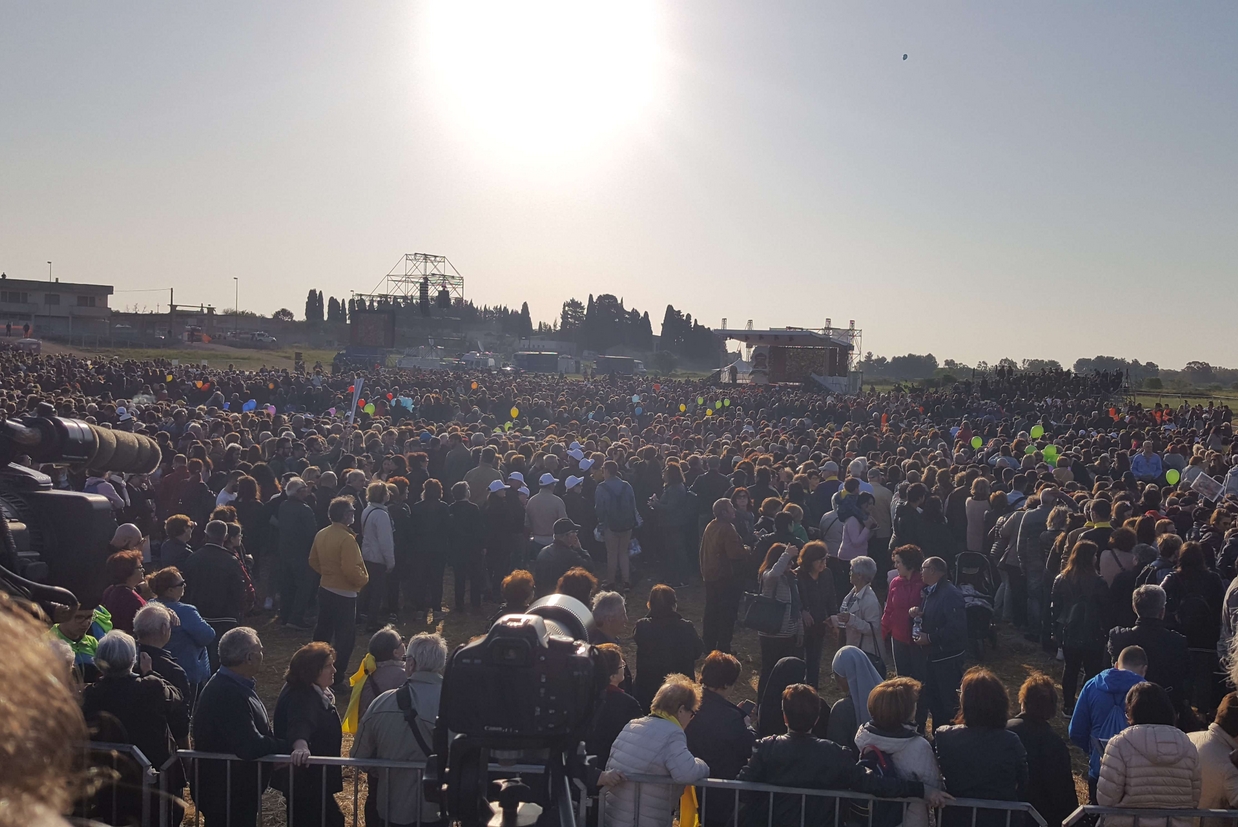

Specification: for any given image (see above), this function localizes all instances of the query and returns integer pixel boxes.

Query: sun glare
[420,1,664,157]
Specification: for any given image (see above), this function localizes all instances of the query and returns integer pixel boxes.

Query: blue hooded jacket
[1068,667,1143,779]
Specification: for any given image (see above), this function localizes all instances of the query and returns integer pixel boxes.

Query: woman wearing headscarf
[826,645,884,755]
[756,656,830,739]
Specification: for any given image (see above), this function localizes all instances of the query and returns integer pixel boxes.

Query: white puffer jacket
[1097,724,1201,827]
[853,723,942,827]
[603,715,709,827]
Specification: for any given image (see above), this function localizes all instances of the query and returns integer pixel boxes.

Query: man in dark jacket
[447,481,486,610]
[1107,584,1190,720]
[534,518,591,597]
[133,603,192,704]
[737,683,940,827]
[275,478,319,628]
[182,520,247,620]
[913,556,968,728]
[691,456,731,536]
[190,627,288,827]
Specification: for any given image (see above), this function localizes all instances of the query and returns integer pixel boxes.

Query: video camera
[0,403,162,616]
[438,593,609,827]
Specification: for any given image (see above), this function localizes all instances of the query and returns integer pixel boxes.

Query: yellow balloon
[679,403,686,412]
[510,407,519,418]
[706,409,713,416]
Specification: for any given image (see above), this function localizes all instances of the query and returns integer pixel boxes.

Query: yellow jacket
[309,523,369,594]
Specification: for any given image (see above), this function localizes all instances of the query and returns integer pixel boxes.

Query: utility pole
[234,277,239,334]
[47,261,52,282]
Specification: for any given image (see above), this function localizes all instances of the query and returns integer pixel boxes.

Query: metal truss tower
[353,253,465,306]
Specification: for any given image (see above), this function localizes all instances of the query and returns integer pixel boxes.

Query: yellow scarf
[652,711,699,827]
[342,653,377,734]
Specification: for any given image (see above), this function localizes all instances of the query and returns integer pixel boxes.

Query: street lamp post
[233,277,239,334]
[47,261,52,282]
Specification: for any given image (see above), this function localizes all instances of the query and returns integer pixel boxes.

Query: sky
[2,2,1236,369]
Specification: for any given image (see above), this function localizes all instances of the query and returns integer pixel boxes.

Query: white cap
[569,441,582,451]
[578,458,594,472]
[518,486,530,496]
[567,448,584,461]
[539,473,556,486]
[507,471,525,483]
[487,479,507,493]
[565,475,583,490]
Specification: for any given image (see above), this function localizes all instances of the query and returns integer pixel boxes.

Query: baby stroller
[953,551,997,658]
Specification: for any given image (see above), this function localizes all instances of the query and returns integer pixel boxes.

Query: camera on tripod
[0,403,162,615]
[437,593,609,827]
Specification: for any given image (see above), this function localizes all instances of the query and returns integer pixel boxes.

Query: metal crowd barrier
[78,742,155,827]
[1065,805,1238,826]
[95,747,1057,827]
[159,749,552,827]
[597,772,1047,827]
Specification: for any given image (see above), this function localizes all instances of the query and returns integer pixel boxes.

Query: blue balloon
[242,399,257,412]
[635,406,642,415]
[223,402,230,410]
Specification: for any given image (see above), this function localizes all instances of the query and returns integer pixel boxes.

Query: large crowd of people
[5,344,1238,827]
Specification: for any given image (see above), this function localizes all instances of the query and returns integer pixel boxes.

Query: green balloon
[1030,425,1045,439]
[971,436,983,449]
[1166,468,1181,485]
[1044,445,1058,460]
[697,397,704,405]
[1025,445,1036,455]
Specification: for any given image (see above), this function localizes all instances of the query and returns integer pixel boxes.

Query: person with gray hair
[835,555,888,670]
[132,602,192,703]
[82,629,189,815]
[910,555,968,727]
[1108,584,1191,721]
[351,632,449,826]
[591,590,633,690]
[191,626,293,827]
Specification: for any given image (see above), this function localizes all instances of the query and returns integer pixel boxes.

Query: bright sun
[419,1,665,157]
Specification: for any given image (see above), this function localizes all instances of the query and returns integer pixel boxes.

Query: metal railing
[161,749,555,827]
[99,747,1057,827]
[1065,805,1238,826]
[77,742,155,827]
[598,772,1047,827]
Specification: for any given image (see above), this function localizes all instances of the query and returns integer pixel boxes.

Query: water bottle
[912,616,923,643]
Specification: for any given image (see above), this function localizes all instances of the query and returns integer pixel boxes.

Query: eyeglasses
[168,581,186,588]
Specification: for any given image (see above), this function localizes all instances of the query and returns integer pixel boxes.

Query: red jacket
[881,571,924,644]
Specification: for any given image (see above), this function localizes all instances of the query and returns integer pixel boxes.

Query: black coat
[687,688,756,781]
[737,731,925,827]
[921,580,968,659]
[410,497,453,558]
[190,669,286,821]
[933,725,1028,827]
[181,543,247,620]
[632,612,704,711]
[585,686,642,770]
[272,683,344,795]
[82,671,189,768]
[139,642,191,705]
[1006,715,1077,827]
[1107,618,1190,709]
[686,689,758,826]
[534,541,591,596]
[447,499,486,559]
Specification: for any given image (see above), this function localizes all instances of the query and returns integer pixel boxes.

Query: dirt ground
[204,563,1091,824]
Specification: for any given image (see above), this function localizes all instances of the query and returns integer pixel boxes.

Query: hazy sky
[3,2,1236,369]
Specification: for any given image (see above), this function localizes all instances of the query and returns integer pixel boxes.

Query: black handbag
[740,591,786,634]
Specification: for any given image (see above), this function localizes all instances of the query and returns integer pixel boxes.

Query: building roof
[715,328,853,350]
[0,276,112,294]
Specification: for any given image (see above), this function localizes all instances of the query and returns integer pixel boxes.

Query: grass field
[42,340,337,371]
[181,565,1089,825]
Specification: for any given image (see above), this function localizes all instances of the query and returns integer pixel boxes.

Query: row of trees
[557,295,654,353]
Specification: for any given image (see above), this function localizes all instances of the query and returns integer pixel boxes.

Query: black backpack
[1107,550,1137,626]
